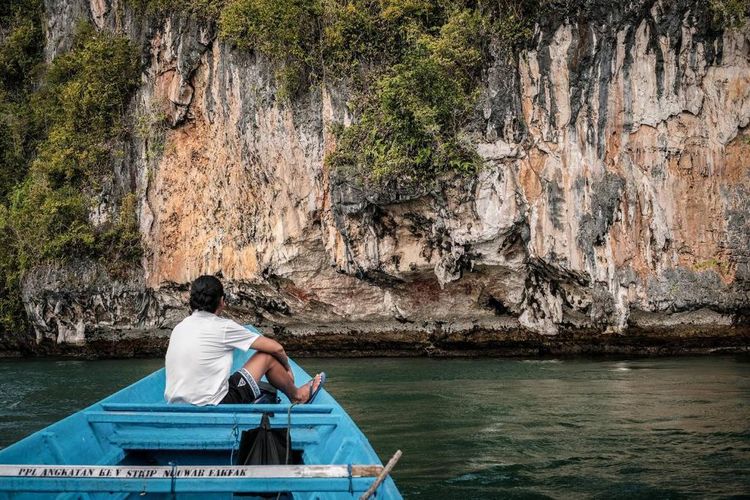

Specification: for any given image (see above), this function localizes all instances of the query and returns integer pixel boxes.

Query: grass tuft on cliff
[220,0,322,99]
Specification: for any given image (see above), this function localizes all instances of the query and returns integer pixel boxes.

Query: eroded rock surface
[17,0,750,355]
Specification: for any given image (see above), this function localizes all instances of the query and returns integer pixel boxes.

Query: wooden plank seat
[0,465,384,494]
[100,403,334,414]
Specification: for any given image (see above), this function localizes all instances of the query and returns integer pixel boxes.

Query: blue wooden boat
[0,328,402,499]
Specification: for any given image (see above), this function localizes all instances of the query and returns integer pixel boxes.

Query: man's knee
[254,352,272,362]
[246,351,273,368]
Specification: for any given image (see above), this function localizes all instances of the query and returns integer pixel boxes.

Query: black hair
[189,275,224,313]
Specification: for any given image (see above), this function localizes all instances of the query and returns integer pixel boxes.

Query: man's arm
[251,336,292,373]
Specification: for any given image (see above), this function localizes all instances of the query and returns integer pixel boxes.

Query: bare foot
[292,373,322,404]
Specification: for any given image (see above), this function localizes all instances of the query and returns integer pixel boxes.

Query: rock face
[20,0,750,356]
[20,262,184,356]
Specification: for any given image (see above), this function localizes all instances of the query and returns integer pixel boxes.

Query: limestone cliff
[19,0,750,356]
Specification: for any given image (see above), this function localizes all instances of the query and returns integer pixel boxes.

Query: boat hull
[0,333,401,499]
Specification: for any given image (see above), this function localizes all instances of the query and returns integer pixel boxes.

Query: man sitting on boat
[164,275,325,406]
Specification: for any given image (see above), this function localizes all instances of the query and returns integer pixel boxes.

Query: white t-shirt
[164,310,260,405]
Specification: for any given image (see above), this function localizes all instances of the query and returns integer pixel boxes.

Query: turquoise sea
[1,356,749,498]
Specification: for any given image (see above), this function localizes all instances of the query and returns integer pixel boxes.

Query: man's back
[164,310,258,405]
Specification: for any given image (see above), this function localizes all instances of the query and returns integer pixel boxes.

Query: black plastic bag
[236,412,288,465]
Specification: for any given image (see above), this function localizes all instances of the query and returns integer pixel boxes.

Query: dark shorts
[220,368,262,404]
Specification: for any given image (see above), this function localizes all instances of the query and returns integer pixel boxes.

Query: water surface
[1,356,748,498]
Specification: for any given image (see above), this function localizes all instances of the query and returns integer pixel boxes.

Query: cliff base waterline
[6,323,749,359]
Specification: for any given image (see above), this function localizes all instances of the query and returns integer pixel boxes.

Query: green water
[1,356,749,498]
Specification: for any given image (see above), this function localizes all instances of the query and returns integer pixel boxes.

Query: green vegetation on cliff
[128,0,535,184]
[710,0,750,28]
[0,0,45,336]
[0,6,142,338]
[0,0,44,200]
[10,22,141,267]
[218,0,536,184]
[325,8,488,182]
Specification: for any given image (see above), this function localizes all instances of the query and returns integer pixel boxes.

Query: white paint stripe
[0,465,382,479]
